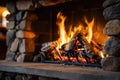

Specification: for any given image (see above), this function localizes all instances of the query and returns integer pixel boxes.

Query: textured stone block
[7,21,15,29]
[6,1,16,13]
[103,3,120,20]
[6,50,15,61]
[16,0,34,10]
[14,53,33,62]
[10,38,20,52]
[103,0,120,8]
[16,12,37,30]
[16,20,32,30]
[6,30,16,48]
[103,19,120,36]
[16,30,36,39]
[16,11,27,21]
[104,36,120,57]
[19,39,35,53]
[101,56,120,71]
[6,14,15,21]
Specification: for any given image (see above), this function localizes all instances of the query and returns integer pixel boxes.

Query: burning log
[41,41,57,52]
[41,41,62,61]
[72,32,94,58]
[61,39,77,51]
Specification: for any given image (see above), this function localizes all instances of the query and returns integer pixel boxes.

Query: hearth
[0,0,119,73]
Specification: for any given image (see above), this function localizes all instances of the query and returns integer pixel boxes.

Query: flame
[56,12,83,50]
[84,17,94,43]
[2,10,10,18]
[56,12,94,50]
[2,10,10,27]
[54,12,104,62]
[99,51,104,58]
[56,12,68,48]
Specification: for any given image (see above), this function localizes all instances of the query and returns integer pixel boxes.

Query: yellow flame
[56,12,94,51]
[84,17,94,43]
[57,12,68,48]
[99,51,104,58]
[55,12,103,61]
[2,10,10,18]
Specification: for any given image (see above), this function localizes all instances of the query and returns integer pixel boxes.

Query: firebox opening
[32,0,108,67]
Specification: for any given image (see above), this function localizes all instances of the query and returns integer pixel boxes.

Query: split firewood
[41,41,62,61]
[76,32,94,58]
[91,40,103,51]
[62,39,77,51]
[41,41,57,52]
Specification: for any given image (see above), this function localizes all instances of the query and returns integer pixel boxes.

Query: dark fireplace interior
[29,0,109,67]
[34,0,107,45]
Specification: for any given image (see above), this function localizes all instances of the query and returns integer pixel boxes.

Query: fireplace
[0,0,119,73]
[32,0,108,68]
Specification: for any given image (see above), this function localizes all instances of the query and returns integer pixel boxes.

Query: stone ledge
[0,61,120,80]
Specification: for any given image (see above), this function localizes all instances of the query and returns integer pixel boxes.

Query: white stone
[16,30,35,39]
[19,39,35,53]
[10,38,20,52]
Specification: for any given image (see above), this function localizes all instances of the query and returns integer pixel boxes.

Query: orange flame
[84,17,94,43]
[2,10,10,18]
[55,12,104,62]
[56,12,94,50]
[2,10,10,27]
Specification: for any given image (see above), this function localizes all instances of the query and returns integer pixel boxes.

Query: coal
[101,56,120,71]
[104,36,120,57]
[103,3,120,20]
[103,0,120,8]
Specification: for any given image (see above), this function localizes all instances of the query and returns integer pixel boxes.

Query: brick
[16,30,36,39]
[19,39,35,53]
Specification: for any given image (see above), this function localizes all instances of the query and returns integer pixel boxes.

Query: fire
[56,12,83,50]
[56,12,94,51]
[2,10,10,18]
[43,12,105,63]
[2,10,10,27]
[84,17,94,43]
